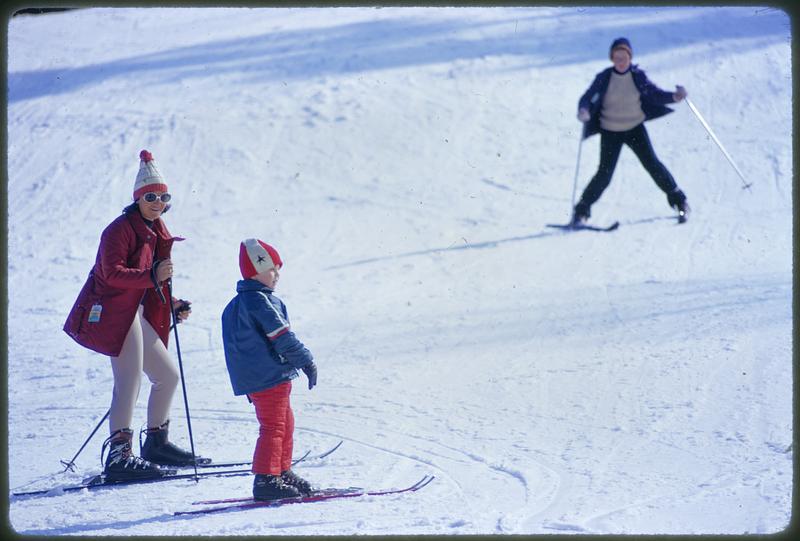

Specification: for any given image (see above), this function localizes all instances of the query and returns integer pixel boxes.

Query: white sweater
[600,70,646,132]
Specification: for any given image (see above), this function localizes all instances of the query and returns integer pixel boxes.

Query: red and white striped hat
[133,149,168,200]
[239,238,283,279]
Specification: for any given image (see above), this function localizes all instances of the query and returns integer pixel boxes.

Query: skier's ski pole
[60,408,111,472]
[685,97,752,191]
[167,279,200,481]
[569,131,585,217]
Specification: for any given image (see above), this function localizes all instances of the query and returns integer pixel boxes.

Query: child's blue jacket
[221,279,314,396]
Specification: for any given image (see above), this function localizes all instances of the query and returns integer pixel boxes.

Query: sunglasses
[142,192,172,203]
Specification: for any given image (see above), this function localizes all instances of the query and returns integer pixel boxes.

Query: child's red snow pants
[248,381,294,475]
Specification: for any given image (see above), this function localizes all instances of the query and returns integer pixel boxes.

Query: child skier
[221,238,318,501]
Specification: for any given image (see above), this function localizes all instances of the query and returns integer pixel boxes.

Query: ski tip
[11,487,58,498]
[318,440,344,458]
[291,449,311,465]
[415,475,435,490]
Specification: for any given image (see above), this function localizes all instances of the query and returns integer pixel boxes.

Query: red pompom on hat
[133,149,168,200]
[239,238,283,279]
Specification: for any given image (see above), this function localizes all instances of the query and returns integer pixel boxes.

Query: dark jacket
[579,65,676,139]
[63,208,181,356]
[221,279,314,396]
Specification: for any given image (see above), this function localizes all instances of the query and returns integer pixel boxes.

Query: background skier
[572,37,690,225]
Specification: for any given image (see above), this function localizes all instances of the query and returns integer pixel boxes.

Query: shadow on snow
[8,7,787,103]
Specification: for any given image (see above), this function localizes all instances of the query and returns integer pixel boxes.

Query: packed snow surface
[6,5,792,535]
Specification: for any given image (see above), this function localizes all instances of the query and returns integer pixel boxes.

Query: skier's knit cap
[133,149,169,200]
[239,238,283,279]
[609,37,633,59]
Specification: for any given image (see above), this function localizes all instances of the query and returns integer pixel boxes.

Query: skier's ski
[12,441,344,497]
[192,460,250,469]
[192,486,364,506]
[183,440,343,470]
[546,221,620,232]
[291,439,343,465]
[174,475,434,516]
[11,468,253,498]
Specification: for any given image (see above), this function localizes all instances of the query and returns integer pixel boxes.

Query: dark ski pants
[577,123,685,215]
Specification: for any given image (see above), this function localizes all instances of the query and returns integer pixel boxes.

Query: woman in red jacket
[64,150,197,481]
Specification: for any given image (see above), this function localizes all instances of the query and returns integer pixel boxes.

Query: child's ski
[192,486,364,506]
[174,475,435,516]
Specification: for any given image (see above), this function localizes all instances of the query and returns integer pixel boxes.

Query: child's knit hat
[239,238,283,279]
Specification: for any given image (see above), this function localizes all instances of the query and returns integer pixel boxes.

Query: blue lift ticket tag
[88,304,103,323]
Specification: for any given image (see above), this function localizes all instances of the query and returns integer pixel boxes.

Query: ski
[182,440,343,470]
[11,441,343,498]
[292,439,343,465]
[191,460,249,469]
[192,486,365,506]
[174,475,435,516]
[11,468,252,498]
[546,221,620,232]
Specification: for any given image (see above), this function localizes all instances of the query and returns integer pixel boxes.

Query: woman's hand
[577,108,591,122]
[155,258,174,283]
[673,85,688,102]
[174,299,192,322]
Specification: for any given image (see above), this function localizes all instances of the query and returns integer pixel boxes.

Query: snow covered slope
[6,6,792,535]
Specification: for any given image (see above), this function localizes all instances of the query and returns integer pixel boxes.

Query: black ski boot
[140,420,206,467]
[253,474,301,501]
[102,428,169,482]
[675,200,691,223]
[570,201,590,228]
[281,469,313,496]
[667,189,690,223]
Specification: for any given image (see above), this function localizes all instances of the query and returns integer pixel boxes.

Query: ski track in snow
[6,6,792,536]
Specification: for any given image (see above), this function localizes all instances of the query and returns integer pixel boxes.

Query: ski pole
[60,408,110,472]
[167,279,200,481]
[569,131,585,218]
[684,97,752,191]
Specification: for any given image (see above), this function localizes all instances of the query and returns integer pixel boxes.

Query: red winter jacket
[63,209,182,356]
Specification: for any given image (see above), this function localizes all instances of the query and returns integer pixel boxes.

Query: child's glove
[302,361,317,390]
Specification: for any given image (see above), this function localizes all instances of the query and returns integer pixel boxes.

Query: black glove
[301,362,317,390]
